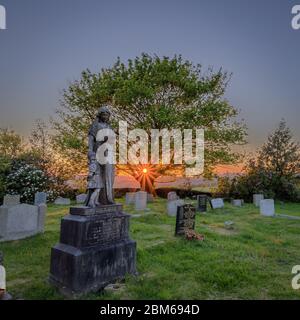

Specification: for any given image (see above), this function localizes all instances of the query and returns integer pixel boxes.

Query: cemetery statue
[85,106,115,207]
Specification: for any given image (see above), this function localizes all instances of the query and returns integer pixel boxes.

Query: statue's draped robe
[86,120,115,205]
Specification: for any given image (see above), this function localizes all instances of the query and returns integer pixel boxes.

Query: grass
[1,198,300,300]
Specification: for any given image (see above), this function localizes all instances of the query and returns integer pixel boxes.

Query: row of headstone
[0,195,47,242]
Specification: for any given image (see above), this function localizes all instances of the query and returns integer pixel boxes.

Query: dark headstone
[197,195,207,212]
[49,204,136,296]
[175,204,196,236]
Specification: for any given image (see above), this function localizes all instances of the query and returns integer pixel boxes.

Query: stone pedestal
[49,204,136,296]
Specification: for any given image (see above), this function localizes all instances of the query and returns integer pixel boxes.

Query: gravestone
[134,191,147,210]
[232,199,243,207]
[167,199,184,216]
[0,204,46,242]
[125,192,136,205]
[50,205,136,296]
[175,204,196,236]
[3,195,20,206]
[260,199,275,217]
[147,193,154,203]
[224,220,234,229]
[49,106,136,297]
[54,197,71,205]
[167,192,178,201]
[253,194,264,207]
[34,192,47,205]
[0,251,12,300]
[210,198,224,209]
[76,194,87,204]
[197,195,207,212]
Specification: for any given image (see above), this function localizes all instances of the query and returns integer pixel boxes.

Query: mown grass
[1,198,300,300]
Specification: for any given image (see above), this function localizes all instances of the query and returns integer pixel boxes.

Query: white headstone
[260,199,275,217]
[135,191,147,210]
[76,194,87,204]
[167,199,184,216]
[125,192,136,205]
[3,195,20,206]
[167,192,178,201]
[147,193,154,202]
[0,265,5,291]
[253,194,264,207]
[232,199,242,207]
[0,203,46,242]
[34,192,47,205]
[54,197,71,205]
[211,198,224,209]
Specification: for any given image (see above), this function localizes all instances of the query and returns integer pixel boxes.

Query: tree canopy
[53,54,247,182]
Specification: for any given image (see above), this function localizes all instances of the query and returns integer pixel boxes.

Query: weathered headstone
[76,194,87,204]
[253,194,264,207]
[175,204,196,236]
[135,191,147,210]
[210,198,224,209]
[232,199,243,207]
[147,193,154,203]
[125,192,136,205]
[34,192,47,205]
[49,106,136,297]
[224,220,235,229]
[167,199,184,216]
[54,197,71,205]
[0,203,47,242]
[167,191,178,201]
[3,195,20,206]
[260,199,275,217]
[197,195,207,212]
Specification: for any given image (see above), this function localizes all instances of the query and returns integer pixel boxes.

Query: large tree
[53,54,247,192]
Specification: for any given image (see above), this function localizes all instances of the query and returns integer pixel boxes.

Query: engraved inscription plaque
[175,204,196,236]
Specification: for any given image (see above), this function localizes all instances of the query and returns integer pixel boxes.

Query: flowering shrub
[6,163,49,203]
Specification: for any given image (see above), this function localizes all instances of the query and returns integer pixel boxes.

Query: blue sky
[0,0,299,152]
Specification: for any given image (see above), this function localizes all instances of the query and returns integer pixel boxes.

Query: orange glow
[142,168,148,174]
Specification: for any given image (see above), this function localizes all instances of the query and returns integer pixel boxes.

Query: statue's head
[97,106,111,123]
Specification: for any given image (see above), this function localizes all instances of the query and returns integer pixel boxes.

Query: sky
[0,0,299,154]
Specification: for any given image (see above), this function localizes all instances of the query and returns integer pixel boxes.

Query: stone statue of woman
[85,106,115,207]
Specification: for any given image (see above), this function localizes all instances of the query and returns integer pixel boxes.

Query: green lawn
[1,198,300,300]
